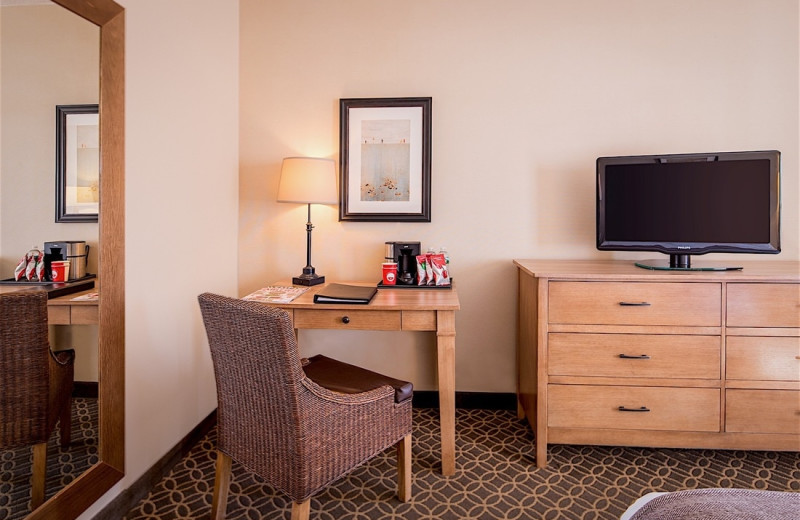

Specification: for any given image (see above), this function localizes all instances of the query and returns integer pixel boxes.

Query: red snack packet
[14,254,27,281]
[416,254,428,285]
[424,253,435,285]
[25,250,41,281]
[35,253,46,281]
[430,253,450,286]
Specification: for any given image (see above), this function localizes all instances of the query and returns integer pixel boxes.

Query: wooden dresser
[513,259,800,468]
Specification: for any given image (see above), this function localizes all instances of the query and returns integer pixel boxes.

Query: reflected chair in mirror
[0,290,75,511]
[198,293,413,520]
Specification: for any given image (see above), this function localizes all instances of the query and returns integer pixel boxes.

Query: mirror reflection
[0,1,99,517]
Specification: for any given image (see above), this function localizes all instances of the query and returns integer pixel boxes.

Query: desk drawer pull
[341,316,350,324]
[618,406,650,412]
[619,301,651,307]
[619,354,651,360]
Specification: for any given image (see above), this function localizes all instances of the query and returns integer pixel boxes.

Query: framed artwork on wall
[55,104,99,223]
[339,97,432,222]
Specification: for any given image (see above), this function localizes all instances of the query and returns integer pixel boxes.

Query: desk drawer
[293,309,401,331]
[726,336,800,382]
[48,306,71,325]
[727,283,800,328]
[549,282,721,327]
[726,389,800,434]
[548,384,720,432]
[549,333,720,379]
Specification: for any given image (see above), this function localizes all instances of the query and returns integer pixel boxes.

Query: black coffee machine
[385,241,421,285]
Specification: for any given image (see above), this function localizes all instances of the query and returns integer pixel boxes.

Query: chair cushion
[302,354,413,404]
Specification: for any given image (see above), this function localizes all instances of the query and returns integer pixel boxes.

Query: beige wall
[239,0,799,393]
[82,1,240,517]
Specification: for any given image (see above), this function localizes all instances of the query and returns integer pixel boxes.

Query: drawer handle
[341,316,350,324]
[619,301,651,307]
[619,354,651,360]
[618,406,650,412]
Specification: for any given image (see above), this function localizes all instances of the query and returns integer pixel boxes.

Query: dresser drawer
[726,336,800,381]
[549,333,720,379]
[726,389,800,434]
[549,282,721,327]
[727,283,800,328]
[292,309,401,330]
[548,384,720,432]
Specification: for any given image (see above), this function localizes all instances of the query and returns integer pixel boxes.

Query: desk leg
[436,310,456,476]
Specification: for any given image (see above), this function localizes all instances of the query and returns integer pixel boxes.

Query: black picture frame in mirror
[55,104,99,223]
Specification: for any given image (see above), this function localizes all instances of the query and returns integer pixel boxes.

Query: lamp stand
[292,203,325,286]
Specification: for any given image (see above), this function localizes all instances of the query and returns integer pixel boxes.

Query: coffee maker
[44,241,90,281]
[384,241,420,285]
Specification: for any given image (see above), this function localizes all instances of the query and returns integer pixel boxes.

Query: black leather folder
[313,283,377,304]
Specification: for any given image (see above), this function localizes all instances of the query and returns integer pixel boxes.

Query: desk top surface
[514,259,800,282]
[269,280,460,311]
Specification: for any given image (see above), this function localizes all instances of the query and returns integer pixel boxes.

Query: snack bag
[13,254,27,281]
[429,253,451,286]
[424,253,435,285]
[35,253,46,281]
[416,255,428,285]
[25,251,37,280]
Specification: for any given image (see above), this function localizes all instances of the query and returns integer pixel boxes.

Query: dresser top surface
[513,259,800,282]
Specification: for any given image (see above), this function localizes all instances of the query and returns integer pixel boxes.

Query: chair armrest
[300,377,395,406]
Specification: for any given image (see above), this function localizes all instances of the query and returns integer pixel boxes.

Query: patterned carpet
[125,408,800,520]
[0,397,99,520]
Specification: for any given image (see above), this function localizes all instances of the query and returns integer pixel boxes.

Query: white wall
[82,1,239,517]
[239,0,799,393]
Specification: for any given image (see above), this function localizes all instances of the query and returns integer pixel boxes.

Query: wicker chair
[0,290,75,510]
[198,292,413,520]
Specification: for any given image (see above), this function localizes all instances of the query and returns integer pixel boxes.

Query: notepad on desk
[243,285,309,304]
[313,283,377,304]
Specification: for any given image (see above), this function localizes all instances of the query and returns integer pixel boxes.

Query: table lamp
[277,157,338,286]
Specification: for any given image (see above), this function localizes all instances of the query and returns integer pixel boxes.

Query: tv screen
[596,150,780,270]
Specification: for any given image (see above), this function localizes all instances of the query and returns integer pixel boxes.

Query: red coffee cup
[51,260,70,282]
[382,262,397,285]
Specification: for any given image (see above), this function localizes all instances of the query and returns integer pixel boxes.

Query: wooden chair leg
[396,433,412,502]
[31,442,47,510]
[211,450,232,520]
[291,499,310,520]
[59,396,72,448]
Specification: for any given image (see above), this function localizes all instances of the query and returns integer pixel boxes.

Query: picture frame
[339,97,432,222]
[56,104,99,223]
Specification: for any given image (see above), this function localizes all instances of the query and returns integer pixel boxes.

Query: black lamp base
[293,273,325,286]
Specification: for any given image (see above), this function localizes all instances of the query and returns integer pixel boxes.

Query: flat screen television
[596,150,781,271]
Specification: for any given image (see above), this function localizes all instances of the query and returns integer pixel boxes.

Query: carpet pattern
[0,397,98,520]
[125,408,799,519]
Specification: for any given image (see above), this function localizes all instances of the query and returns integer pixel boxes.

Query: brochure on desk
[313,283,377,304]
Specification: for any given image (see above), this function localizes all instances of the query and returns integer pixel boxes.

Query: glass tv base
[635,260,743,271]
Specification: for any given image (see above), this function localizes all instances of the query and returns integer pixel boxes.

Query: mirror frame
[29,1,125,518]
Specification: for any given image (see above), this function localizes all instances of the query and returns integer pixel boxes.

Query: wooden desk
[268,281,460,475]
[0,285,99,325]
[47,289,99,325]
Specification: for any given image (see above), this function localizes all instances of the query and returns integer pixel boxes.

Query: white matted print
[339,98,431,222]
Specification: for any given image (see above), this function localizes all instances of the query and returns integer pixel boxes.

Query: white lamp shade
[277,157,338,204]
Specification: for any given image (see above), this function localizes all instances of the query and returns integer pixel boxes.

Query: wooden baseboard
[413,391,517,410]
[73,381,98,398]
[92,409,217,520]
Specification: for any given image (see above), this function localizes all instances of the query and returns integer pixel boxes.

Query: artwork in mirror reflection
[56,105,99,223]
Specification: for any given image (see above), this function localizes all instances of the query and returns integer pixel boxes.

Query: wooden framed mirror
[26,0,125,518]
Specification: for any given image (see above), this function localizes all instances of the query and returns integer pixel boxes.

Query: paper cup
[382,262,398,285]
[51,261,70,282]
